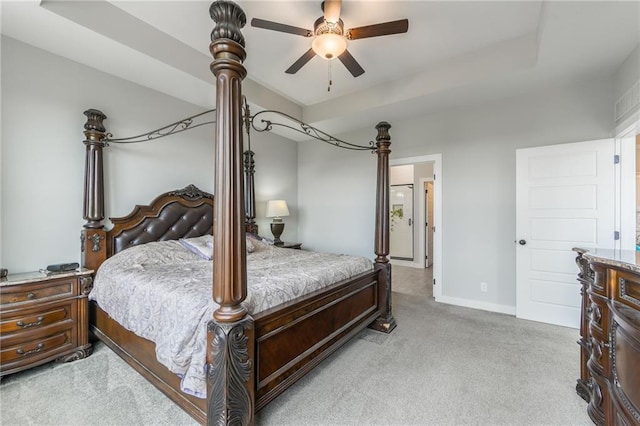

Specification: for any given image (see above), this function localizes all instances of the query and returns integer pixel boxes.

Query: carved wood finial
[375,121,391,151]
[209,0,246,46]
[83,109,107,133]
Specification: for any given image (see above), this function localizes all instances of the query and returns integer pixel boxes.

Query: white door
[390,184,414,260]
[516,139,615,328]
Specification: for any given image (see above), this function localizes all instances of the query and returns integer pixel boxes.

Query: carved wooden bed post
[244,149,257,234]
[207,1,254,425]
[243,100,257,235]
[369,121,397,333]
[81,109,108,271]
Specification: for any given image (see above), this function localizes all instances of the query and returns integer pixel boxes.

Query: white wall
[251,131,299,242]
[614,44,640,127]
[614,44,639,104]
[299,76,614,311]
[1,36,298,273]
[298,140,377,257]
[390,165,413,185]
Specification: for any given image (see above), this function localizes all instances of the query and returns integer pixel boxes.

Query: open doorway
[389,154,442,301]
[390,183,414,261]
[389,163,433,267]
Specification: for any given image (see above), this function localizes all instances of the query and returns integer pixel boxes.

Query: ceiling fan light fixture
[312,33,347,60]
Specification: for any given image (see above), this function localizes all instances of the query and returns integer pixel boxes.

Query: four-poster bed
[80,1,396,425]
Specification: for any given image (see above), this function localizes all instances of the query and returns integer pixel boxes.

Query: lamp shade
[266,200,290,218]
[312,33,347,60]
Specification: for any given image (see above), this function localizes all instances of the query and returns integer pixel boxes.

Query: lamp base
[270,221,285,245]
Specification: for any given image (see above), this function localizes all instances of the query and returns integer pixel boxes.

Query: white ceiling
[2,1,639,137]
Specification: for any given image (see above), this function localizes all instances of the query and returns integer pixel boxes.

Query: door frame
[390,154,442,301]
[615,119,639,251]
[419,177,433,268]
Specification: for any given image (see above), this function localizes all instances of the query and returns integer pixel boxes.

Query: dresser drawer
[0,278,76,307]
[614,269,640,309]
[0,300,75,335]
[1,327,74,365]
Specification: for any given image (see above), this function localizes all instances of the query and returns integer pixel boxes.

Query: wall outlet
[480,282,488,292]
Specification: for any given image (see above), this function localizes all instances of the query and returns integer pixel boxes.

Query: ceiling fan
[251,0,409,78]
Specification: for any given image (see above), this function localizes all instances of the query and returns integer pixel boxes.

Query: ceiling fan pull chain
[328,61,332,92]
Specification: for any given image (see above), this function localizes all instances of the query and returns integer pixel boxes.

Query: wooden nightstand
[276,242,302,249]
[0,269,94,377]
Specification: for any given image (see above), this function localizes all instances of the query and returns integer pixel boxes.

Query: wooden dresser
[574,248,640,425]
[0,269,94,377]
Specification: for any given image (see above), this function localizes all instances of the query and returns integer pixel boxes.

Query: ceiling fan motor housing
[314,17,344,37]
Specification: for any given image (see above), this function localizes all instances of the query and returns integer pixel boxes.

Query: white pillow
[179,235,213,260]
[179,235,258,259]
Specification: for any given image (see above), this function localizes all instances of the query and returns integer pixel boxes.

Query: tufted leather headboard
[107,184,214,257]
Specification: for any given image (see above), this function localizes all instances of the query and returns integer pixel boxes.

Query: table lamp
[265,200,290,245]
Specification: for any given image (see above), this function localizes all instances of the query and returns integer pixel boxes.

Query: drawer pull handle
[16,316,44,328]
[16,343,44,356]
[26,293,36,300]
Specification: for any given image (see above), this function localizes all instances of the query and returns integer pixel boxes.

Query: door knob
[518,239,527,245]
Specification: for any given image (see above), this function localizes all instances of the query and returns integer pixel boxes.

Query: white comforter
[89,237,373,398]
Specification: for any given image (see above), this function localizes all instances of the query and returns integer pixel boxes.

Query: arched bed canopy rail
[250,109,375,152]
[103,108,216,144]
[100,102,376,153]
[81,100,381,267]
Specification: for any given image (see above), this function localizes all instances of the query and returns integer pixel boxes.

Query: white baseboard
[390,259,423,269]
[436,295,516,316]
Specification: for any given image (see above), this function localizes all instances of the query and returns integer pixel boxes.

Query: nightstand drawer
[0,270,92,377]
[1,300,74,334]
[0,278,75,307]
[1,328,74,365]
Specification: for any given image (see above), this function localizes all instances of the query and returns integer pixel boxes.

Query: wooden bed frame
[80,2,396,425]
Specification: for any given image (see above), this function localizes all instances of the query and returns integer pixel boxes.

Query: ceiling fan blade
[346,19,409,40]
[323,0,342,24]
[251,18,313,37]
[338,49,365,78]
[285,48,317,74]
